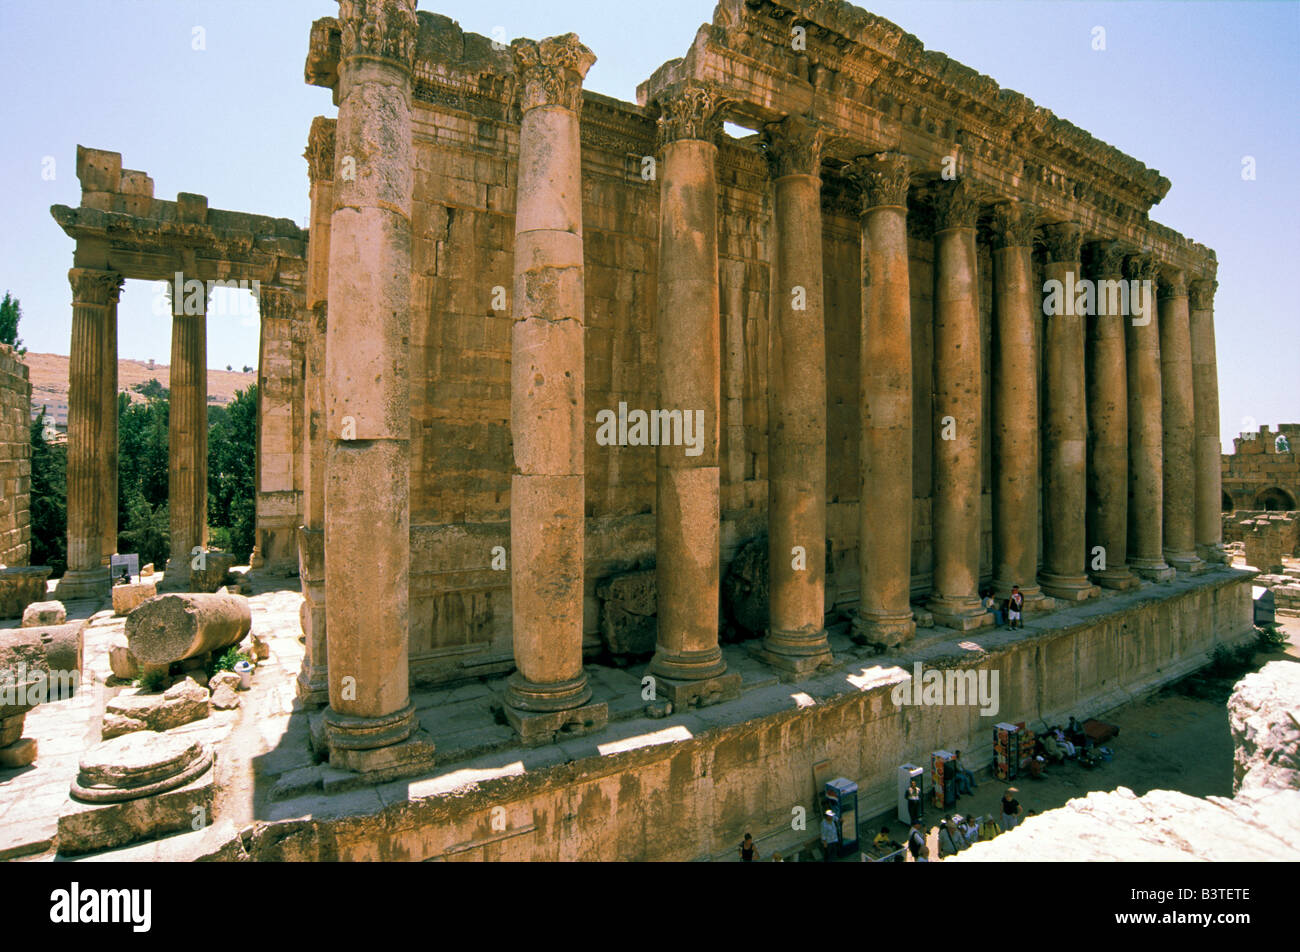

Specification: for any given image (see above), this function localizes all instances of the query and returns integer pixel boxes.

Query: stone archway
[1254,487,1297,512]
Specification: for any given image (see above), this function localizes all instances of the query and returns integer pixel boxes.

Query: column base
[505,701,609,748]
[56,566,110,601]
[1039,573,1100,602]
[329,729,436,777]
[160,556,191,592]
[1091,567,1141,591]
[926,594,990,632]
[323,702,417,752]
[851,610,916,648]
[1165,550,1209,575]
[295,668,330,708]
[648,672,741,710]
[1130,557,1177,582]
[1197,543,1228,565]
[757,629,834,680]
[648,645,727,683]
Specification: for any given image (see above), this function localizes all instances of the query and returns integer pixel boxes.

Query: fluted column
[990,202,1051,609]
[58,267,122,599]
[1124,254,1175,581]
[504,33,608,742]
[849,153,915,647]
[163,285,208,585]
[646,83,740,704]
[1158,268,1205,574]
[297,116,334,706]
[100,289,119,567]
[1039,223,1098,602]
[927,180,989,630]
[1189,275,1225,563]
[760,115,834,674]
[1083,241,1139,589]
[322,0,430,770]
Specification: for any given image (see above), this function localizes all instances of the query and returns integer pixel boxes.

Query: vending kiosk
[931,749,956,809]
[824,777,859,857]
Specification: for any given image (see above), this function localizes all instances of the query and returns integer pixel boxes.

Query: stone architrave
[58,268,122,600]
[1039,222,1098,602]
[759,114,834,674]
[646,82,740,705]
[504,33,609,742]
[164,281,208,587]
[927,180,990,631]
[1189,276,1226,563]
[321,0,433,772]
[849,152,915,647]
[1158,268,1206,574]
[1083,240,1140,590]
[1124,254,1176,581]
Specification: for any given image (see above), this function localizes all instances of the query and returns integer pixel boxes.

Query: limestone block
[596,569,657,656]
[1229,661,1300,795]
[0,737,36,768]
[0,566,52,619]
[140,563,155,577]
[21,600,65,627]
[104,678,210,736]
[0,620,86,684]
[0,713,25,747]
[112,581,157,616]
[190,551,238,593]
[722,536,769,637]
[125,592,252,666]
[107,633,139,681]
[211,684,240,710]
[510,316,584,477]
[208,670,242,694]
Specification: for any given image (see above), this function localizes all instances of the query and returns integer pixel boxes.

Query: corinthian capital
[933,179,980,231]
[258,286,300,321]
[762,114,824,179]
[1188,278,1218,311]
[847,152,910,211]
[1040,221,1082,264]
[512,33,596,114]
[1157,267,1187,298]
[655,83,726,149]
[304,117,337,186]
[1083,239,1127,279]
[338,0,417,71]
[68,268,123,306]
[990,201,1038,250]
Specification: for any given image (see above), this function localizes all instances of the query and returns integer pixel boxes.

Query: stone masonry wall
[0,344,32,566]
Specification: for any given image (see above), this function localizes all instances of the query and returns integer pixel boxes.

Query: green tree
[0,292,25,353]
[29,412,66,574]
[208,384,257,561]
[116,388,170,564]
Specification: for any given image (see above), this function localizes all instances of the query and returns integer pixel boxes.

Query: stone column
[760,115,834,674]
[1039,223,1098,602]
[1158,268,1205,574]
[58,268,122,599]
[1189,275,1225,563]
[100,289,119,568]
[990,202,1053,609]
[927,180,990,630]
[297,116,334,706]
[504,33,608,742]
[646,83,740,705]
[1123,254,1175,581]
[163,283,208,586]
[252,286,303,575]
[848,152,915,647]
[322,0,431,771]
[1083,241,1139,589]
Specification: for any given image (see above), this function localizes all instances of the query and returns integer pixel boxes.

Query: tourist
[873,825,901,852]
[1041,731,1066,763]
[978,816,1001,841]
[906,778,922,824]
[908,821,925,859]
[953,749,976,794]
[963,815,980,844]
[915,845,931,863]
[739,832,758,862]
[981,590,1003,626]
[949,815,970,851]
[1000,789,1022,831]
[937,818,958,858]
[1007,585,1024,630]
[820,810,840,862]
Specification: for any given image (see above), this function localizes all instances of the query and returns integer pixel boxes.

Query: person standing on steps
[1007,585,1025,630]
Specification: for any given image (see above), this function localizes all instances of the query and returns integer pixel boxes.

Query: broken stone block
[107,633,139,681]
[208,670,242,694]
[0,620,87,685]
[140,563,155,577]
[189,552,239,593]
[102,712,148,740]
[596,569,657,656]
[21,600,66,628]
[126,592,252,667]
[0,737,37,768]
[0,566,53,620]
[112,580,157,616]
[722,536,769,637]
[0,713,25,747]
[104,677,210,735]
[211,683,240,710]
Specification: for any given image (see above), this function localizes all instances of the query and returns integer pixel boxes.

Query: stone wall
[0,344,31,566]
[225,572,1254,861]
[1222,424,1300,512]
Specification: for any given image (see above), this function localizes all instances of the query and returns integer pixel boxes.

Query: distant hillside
[26,352,256,426]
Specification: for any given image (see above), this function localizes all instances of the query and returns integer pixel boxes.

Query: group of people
[980,585,1025,630]
[904,749,978,827]
[1027,717,1109,777]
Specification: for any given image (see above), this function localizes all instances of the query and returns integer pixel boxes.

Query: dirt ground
[862,617,1300,861]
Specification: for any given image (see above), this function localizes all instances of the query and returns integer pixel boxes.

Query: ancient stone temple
[1222,424,1300,514]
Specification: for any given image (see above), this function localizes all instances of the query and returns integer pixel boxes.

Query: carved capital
[1158,267,1187,298]
[1083,239,1128,279]
[1188,278,1218,311]
[337,0,417,71]
[1124,253,1159,283]
[258,286,300,321]
[933,179,979,231]
[847,152,910,211]
[1041,221,1082,264]
[762,115,824,179]
[990,201,1038,250]
[68,268,123,306]
[305,117,337,186]
[655,83,726,149]
[512,33,596,114]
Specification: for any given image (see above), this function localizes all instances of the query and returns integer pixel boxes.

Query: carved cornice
[761,114,824,179]
[304,117,336,186]
[933,179,979,231]
[1188,279,1218,311]
[989,201,1037,250]
[338,0,417,71]
[654,83,727,149]
[1040,221,1082,264]
[1124,253,1159,284]
[258,285,300,321]
[1083,239,1128,279]
[1157,268,1187,298]
[68,268,123,306]
[512,33,596,114]
[847,152,910,211]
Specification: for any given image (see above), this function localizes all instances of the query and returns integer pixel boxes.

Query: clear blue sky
[1,1,1295,450]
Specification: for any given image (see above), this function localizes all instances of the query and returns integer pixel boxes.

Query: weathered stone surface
[211,683,240,710]
[0,620,86,683]
[21,600,66,627]
[112,580,156,616]
[208,670,242,693]
[0,566,52,620]
[722,536,768,637]
[190,551,238,593]
[104,677,210,735]
[125,592,252,665]
[596,570,657,656]
[0,736,37,767]
[140,562,155,577]
[1229,660,1300,795]
[107,633,139,680]
[76,731,205,790]
[0,713,25,747]
[59,762,215,854]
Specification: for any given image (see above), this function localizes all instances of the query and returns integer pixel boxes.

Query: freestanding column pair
[1189,276,1226,563]
[58,267,122,599]
[1158,269,1206,574]
[504,33,609,742]
[321,0,432,771]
